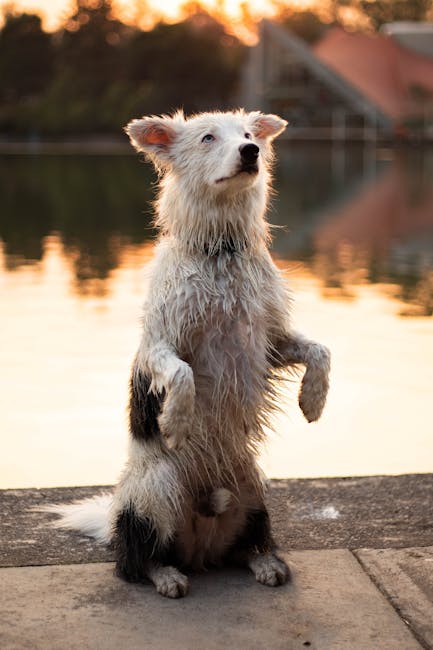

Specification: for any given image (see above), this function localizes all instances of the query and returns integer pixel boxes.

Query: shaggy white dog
[47,110,330,598]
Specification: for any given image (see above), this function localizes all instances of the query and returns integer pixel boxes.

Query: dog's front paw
[152,566,189,599]
[299,344,330,422]
[299,373,328,422]
[158,361,195,449]
[250,553,290,587]
[158,408,191,450]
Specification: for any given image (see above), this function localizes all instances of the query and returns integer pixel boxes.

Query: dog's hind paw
[250,553,290,587]
[152,566,189,599]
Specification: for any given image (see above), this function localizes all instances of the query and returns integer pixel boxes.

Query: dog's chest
[176,260,264,336]
[171,255,269,408]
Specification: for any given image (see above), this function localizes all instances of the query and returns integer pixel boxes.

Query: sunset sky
[0,0,316,38]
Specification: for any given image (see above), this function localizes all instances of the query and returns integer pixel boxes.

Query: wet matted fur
[44,110,330,598]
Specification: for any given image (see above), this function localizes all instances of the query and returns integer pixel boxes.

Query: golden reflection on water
[310,156,433,316]
[1,235,432,488]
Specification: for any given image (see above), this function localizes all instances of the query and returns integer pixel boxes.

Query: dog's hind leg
[114,505,188,598]
[226,506,290,587]
[112,436,187,596]
[113,361,190,597]
[248,552,290,587]
[146,563,189,598]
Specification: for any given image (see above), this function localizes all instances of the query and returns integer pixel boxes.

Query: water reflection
[271,144,433,316]
[1,145,432,314]
[1,145,433,487]
[0,154,156,294]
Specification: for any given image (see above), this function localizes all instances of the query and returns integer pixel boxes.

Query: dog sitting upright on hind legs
[47,110,330,598]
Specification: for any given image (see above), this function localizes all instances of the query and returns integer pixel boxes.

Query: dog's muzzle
[239,143,259,173]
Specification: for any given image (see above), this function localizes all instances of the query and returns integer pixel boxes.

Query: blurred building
[381,22,433,58]
[243,20,433,141]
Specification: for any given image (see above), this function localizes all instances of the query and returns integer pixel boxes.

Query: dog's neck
[200,235,247,257]
[155,175,270,255]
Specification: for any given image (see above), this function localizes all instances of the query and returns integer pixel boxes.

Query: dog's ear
[248,112,287,140]
[124,114,183,164]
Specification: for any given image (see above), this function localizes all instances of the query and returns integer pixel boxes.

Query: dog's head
[125,110,287,195]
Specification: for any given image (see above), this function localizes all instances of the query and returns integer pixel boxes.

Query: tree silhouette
[0,0,430,134]
[0,12,53,101]
[57,0,127,97]
[126,11,244,113]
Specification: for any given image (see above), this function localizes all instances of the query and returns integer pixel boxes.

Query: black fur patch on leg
[225,506,275,565]
[114,507,176,582]
[129,363,165,441]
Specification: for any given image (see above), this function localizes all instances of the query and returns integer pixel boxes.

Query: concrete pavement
[1,476,432,649]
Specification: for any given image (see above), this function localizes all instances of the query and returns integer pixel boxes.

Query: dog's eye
[244,133,252,140]
[202,134,215,143]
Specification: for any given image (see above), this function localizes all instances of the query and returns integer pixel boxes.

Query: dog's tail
[36,493,113,544]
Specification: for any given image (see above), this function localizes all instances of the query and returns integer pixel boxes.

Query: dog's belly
[174,482,262,569]
[183,304,269,420]
[175,506,246,570]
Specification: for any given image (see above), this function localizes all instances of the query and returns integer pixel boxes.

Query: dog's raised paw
[158,411,190,450]
[157,382,194,449]
[250,553,290,587]
[299,349,330,422]
[299,387,327,423]
[160,428,190,451]
[153,566,189,598]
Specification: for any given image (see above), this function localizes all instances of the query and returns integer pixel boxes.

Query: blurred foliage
[0,13,53,102]
[273,0,432,38]
[0,0,432,134]
[357,0,432,29]
[126,15,243,113]
[0,0,245,135]
[274,9,329,44]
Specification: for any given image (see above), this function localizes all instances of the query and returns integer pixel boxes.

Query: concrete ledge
[1,486,113,568]
[2,474,433,568]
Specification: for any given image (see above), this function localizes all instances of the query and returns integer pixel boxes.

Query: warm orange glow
[0,0,319,42]
[0,236,154,489]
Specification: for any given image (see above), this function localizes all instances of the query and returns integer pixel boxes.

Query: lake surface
[1,144,433,488]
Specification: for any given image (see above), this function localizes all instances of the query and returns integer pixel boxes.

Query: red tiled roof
[314,27,433,121]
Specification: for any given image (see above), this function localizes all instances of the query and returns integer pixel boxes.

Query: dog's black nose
[239,143,259,164]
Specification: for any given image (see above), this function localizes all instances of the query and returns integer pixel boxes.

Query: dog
[46,110,330,598]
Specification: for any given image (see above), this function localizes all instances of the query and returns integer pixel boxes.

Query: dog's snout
[239,143,259,164]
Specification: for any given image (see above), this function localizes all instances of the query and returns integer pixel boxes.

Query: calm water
[1,144,433,488]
